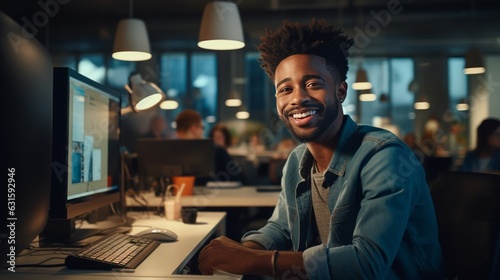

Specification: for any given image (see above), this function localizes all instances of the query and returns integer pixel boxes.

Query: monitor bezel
[49,67,121,222]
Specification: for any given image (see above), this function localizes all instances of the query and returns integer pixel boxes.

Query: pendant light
[464,48,485,75]
[160,98,179,110]
[198,1,245,50]
[112,0,152,61]
[225,51,244,106]
[359,91,376,102]
[463,0,485,75]
[236,106,250,119]
[352,66,372,90]
[456,99,469,111]
[160,89,179,110]
[414,94,430,110]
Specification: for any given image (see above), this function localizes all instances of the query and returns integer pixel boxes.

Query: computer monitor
[1,10,53,269]
[39,67,122,245]
[136,139,215,189]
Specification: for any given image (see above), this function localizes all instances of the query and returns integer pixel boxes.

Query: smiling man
[198,19,445,279]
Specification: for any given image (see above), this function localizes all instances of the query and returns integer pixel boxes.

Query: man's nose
[290,87,310,106]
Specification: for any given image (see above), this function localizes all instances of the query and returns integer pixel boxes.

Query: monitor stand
[38,215,134,247]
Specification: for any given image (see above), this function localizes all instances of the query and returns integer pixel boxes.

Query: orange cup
[171,176,195,196]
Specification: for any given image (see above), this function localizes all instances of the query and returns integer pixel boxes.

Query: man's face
[274,54,346,143]
[194,121,205,139]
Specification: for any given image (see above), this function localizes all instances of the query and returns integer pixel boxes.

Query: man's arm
[198,236,307,278]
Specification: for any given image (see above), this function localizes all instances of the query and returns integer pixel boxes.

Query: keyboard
[206,181,242,188]
[65,232,161,270]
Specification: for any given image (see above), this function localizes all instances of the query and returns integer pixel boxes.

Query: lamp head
[126,73,165,112]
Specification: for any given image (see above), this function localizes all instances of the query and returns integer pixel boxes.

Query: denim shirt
[242,116,445,279]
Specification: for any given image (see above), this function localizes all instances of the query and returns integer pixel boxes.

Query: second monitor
[136,139,216,186]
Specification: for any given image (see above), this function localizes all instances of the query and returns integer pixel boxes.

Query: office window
[107,58,135,90]
[448,58,467,111]
[191,53,217,122]
[245,52,274,124]
[390,58,415,136]
[346,57,414,136]
[77,54,106,84]
[160,53,188,123]
[346,58,389,125]
[160,52,217,131]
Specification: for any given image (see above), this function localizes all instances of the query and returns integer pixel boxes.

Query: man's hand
[198,236,269,275]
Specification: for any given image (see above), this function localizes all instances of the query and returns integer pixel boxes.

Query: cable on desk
[14,257,66,268]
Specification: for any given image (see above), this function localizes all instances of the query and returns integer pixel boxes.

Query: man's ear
[337,81,347,102]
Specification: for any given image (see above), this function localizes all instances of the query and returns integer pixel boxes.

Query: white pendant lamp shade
[414,94,430,110]
[456,98,469,111]
[359,92,377,102]
[464,48,486,75]
[198,1,245,50]
[160,99,179,110]
[225,98,242,107]
[236,108,250,119]
[113,18,152,61]
[352,68,372,90]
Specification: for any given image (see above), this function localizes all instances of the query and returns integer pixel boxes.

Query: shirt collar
[298,115,359,183]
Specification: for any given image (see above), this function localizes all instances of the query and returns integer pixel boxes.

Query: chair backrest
[430,171,500,279]
[424,156,453,184]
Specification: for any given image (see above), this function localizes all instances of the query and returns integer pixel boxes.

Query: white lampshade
[359,92,376,102]
[236,109,250,119]
[126,74,164,111]
[225,99,242,107]
[352,67,372,90]
[198,1,245,50]
[456,98,469,111]
[414,94,430,110]
[113,18,152,61]
[464,48,486,75]
[160,99,179,110]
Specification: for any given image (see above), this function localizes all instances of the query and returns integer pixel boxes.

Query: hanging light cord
[129,0,133,18]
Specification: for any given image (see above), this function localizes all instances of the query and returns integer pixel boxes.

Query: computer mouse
[135,228,178,242]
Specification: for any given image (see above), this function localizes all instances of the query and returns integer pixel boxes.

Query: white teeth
[292,110,317,119]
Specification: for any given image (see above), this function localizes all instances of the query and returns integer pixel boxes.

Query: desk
[2,212,238,279]
[126,187,280,241]
[127,186,280,209]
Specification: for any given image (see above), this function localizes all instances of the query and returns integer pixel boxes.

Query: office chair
[424,156,453,184]
[430,171,500,279]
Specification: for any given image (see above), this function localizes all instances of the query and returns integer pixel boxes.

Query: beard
[280,103,340,143]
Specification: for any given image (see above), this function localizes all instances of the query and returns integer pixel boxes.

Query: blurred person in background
[459,118,500,173]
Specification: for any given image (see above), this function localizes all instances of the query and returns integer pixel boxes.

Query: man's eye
[307,81,322,88]
[277,87,291,94]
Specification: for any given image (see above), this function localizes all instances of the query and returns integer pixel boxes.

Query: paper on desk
[213,269,243,280]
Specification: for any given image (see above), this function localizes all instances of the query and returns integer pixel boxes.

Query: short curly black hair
[257,18,354,82]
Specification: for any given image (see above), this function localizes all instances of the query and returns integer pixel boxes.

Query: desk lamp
[122,73,165,114]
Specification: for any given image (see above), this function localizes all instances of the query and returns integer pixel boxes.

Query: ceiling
[1,0,500,56]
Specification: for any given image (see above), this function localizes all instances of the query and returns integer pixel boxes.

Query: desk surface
[127,186,280,209]
[3,212,238,280]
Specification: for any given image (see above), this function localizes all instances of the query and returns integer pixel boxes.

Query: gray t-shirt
[311,162,330,245]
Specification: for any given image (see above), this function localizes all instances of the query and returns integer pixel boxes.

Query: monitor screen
[136,139,215,188]
[40,67,121,245]
[66,73,119,201]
